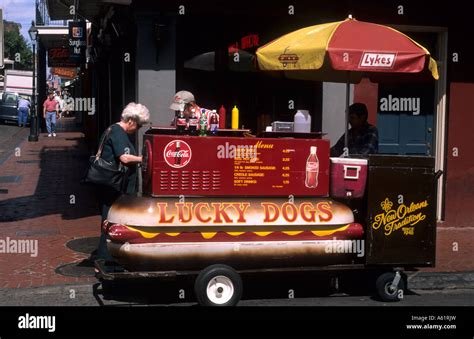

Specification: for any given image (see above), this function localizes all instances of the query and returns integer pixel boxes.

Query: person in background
[169,90,212,128]
[43,90,59,137]
[17,96,30,127]
[95,102,150,261]
[63,89,72,117]
[330,103,379,157]
[54,90,64,119]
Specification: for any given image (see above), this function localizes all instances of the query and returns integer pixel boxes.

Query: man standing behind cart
[169,90,211,129]
[331,103,379,157]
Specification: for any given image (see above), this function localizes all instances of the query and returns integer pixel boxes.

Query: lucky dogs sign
[154,201,334,224]
[108,196,354,229]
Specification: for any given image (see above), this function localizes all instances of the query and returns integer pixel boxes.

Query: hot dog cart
[95,128,440,306]
[95,17,441,306]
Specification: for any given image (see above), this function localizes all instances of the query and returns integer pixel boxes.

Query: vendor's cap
[170,90,195,111]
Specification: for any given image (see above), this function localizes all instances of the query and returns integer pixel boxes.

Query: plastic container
[271,121,294,132]
[294,110,311,133]
[231,105,239,129]
[210,110,219,135]
[218,105,226,129]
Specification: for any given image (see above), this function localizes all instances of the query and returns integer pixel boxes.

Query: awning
[36,26,69,50]
[46,0,130,21]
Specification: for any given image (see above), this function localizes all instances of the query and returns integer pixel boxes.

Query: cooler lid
[330,157,368,165]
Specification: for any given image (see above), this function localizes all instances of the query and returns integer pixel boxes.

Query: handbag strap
[95,126,113,160]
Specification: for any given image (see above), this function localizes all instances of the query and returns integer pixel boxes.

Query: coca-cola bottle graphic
[305,146,319,188]
[174,141,181,165]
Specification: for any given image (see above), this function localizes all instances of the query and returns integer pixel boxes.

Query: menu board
[232,141,293,189]
[144,135,330,197]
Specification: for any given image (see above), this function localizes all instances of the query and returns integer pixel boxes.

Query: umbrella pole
[344,72,350,156]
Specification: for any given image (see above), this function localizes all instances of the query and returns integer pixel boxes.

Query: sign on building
[48,47,79,67]
[51,67,77,79]
[68,21,86,65]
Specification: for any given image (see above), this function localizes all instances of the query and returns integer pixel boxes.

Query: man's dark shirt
[100,124,137,193]
[331,123,379,157]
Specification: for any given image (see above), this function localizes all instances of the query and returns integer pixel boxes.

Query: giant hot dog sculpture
[104,195,364,271]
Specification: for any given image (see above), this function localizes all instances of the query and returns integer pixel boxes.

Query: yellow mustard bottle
[231,105,239,129]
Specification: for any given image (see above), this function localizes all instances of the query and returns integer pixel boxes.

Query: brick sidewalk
[423,227,474,273]
[0,129,99,289]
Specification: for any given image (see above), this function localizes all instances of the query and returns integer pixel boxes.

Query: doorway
[388,26,448,221]
[377,83,435,155]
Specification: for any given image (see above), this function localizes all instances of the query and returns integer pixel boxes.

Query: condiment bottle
[218,105,226,129]
[231,105,239,130]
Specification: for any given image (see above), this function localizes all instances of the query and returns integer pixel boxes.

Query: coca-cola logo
[163,140,192,168]
[48,48,70,59]
[166,149,190,157]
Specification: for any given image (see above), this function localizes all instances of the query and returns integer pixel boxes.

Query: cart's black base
[95,260,410,305]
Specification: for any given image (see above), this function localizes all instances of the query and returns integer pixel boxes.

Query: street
[0,280,473,306]
[1,282,472,337]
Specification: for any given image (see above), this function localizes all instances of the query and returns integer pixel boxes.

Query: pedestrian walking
[43,90,59,137]
[17,96,30,127]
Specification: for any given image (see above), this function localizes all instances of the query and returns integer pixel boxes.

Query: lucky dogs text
[154,201,333,224]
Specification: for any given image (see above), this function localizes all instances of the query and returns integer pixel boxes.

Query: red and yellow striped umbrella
[256,17,439,81]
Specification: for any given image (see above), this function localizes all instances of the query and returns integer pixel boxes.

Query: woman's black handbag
[82,127,127,192]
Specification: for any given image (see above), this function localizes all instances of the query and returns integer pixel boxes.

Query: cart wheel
[194,264,243,306]
[375,272,406,302]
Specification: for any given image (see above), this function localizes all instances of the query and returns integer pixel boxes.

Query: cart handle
[434,170,443,181]
[343,165,361,180]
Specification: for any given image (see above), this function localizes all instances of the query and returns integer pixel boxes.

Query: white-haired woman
[96,102,150,260]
